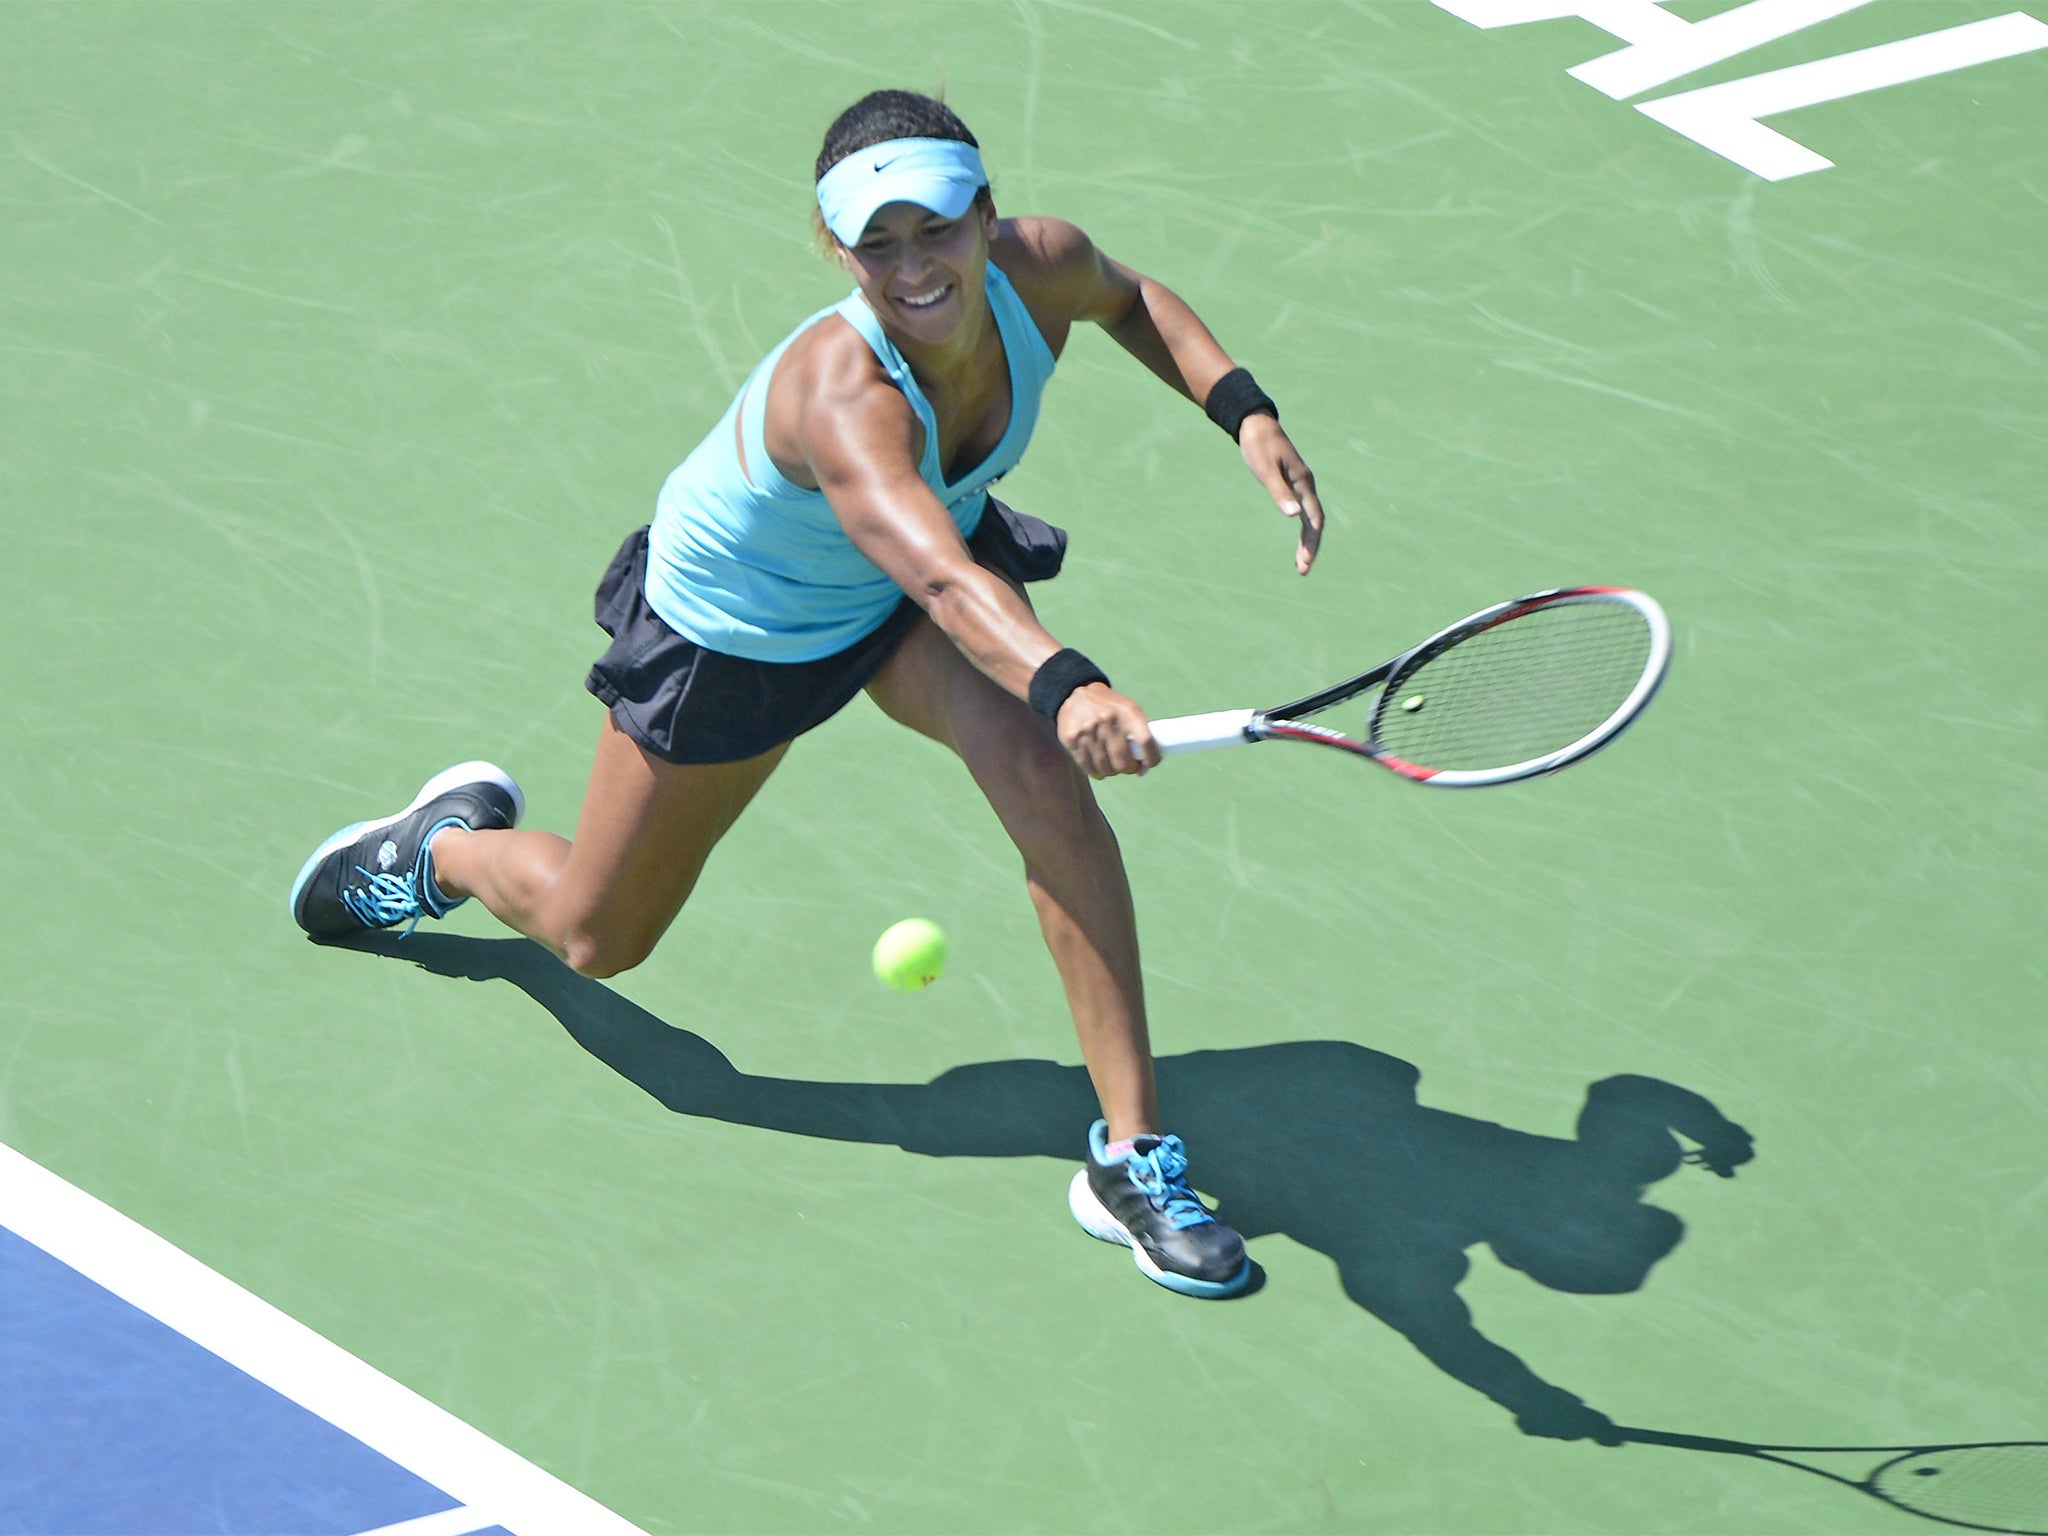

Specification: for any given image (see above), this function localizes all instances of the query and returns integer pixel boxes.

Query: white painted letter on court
[1636,13,2048,180]
[1431,1,2048,178]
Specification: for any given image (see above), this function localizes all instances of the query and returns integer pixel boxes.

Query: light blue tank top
[644,262,1057,662]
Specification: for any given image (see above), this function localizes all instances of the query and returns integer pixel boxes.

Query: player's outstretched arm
[805,360,1159,778]
[1018,217,1326,575]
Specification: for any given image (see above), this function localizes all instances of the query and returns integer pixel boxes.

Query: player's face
[838,200,995,346]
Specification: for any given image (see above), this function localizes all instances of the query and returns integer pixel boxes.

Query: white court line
[352,1507,496,1536]
[0,1139,649,1536]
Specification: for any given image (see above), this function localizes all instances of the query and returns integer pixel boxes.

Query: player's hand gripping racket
[1148,587,1671,786]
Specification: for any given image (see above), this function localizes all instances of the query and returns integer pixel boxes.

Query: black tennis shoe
[1067,1119,1251,1298]
[289,762,523,938]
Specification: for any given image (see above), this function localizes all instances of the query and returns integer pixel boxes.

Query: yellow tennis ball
[872,918,947,991]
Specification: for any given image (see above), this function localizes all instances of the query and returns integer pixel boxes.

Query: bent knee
[562,931,653,980]
[556,914,666,980]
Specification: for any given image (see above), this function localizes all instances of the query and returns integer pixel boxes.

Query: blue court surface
[1,1141,642,1536]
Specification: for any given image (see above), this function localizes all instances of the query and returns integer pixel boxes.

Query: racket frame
[1149,586,1671,788]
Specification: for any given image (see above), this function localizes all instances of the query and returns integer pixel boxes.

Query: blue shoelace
[1125,1136,1215,1231]
[341,866,427,935]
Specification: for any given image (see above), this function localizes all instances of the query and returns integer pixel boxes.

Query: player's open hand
[1684,1124,1756,1178]
[1056,683,1159,779]
[1239,414,1324,576]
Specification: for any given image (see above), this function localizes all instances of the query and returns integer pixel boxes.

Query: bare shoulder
[764,311,921,486]
[991,216,1133,341]
[998,214,1097,265]
[779,310,891,405]
[993,215,1100,294]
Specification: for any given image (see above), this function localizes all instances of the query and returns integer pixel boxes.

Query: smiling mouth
[897,284,952,311]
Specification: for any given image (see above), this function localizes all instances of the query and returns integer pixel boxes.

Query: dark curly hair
[811,89,992,252]
[814,89,978,181]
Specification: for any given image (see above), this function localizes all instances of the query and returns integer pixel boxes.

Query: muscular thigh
[553,711,787,952]
[866,607,1089,824]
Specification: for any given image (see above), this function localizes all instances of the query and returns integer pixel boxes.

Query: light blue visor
[815,137,988,245]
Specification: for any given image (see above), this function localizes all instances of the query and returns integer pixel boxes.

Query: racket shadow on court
[340,934,1780,1447]
[348,936,2048,1532]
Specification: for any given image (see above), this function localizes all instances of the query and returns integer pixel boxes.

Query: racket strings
[1872,1446,2048,1533]
[1367,602,1653,772]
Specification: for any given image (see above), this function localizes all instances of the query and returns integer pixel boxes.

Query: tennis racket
[1621,1427,2048,1534]
[1147,586,1670,786]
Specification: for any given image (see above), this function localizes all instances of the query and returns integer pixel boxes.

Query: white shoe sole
[1067,1169,1252,1300]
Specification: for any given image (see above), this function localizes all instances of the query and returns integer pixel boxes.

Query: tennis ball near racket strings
[873,918,947,991]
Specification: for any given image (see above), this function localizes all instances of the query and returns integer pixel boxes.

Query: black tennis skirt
[585,498,1068,765]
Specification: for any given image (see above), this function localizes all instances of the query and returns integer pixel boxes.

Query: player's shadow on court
[350,931,1756,1444]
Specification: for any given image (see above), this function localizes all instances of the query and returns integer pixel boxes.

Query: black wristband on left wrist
[1203,366,1279,442]
[1028,648,1110,722]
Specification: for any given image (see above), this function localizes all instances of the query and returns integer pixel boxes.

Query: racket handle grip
[1147,709,1259,756]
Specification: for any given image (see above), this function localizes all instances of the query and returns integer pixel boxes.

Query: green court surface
[4,2,2045,1532]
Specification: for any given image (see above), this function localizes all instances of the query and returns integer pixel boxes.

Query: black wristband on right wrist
[1202,367,1279,441]
[1028,647,1110,722]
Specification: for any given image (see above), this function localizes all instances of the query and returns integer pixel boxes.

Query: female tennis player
[289,89,1325,1300]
